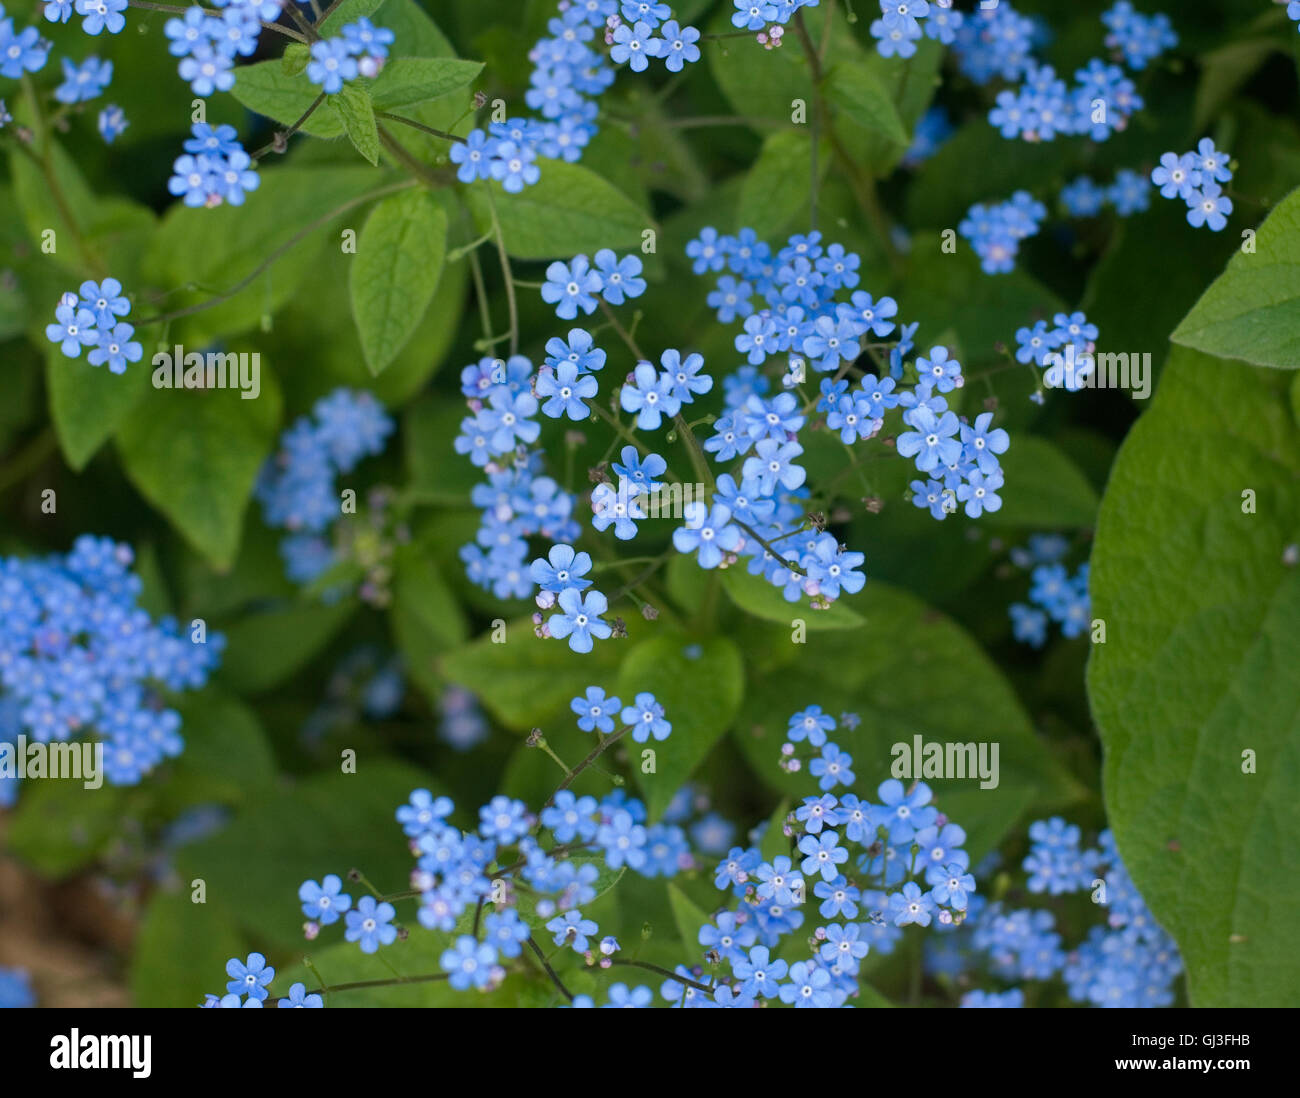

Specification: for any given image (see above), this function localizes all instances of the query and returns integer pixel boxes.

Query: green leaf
[350,190,447,373]
[330,83,383,166]
[1172,186,1300,369]
[1086,346,1300,1006]
[722,567,865,630]
[667,883,711,958]
[231,63,340,138]
[441,618,638,728]
[464,162,652,259]
[216,598,359,694]
[44,347,152,470]
[141,166,384,345]
[176,760,441,949]
[615,633,744,821]
[161,691,276,809]
[389,538,468,698]
[282,42,309,76]
[130,891,245,1008]
[370,57,483,112]
[737,130,830,240]
[115,375,283,570]
[734,584,1080,862]
[826,62,908,147]
[988,437,1100,529]
[7,781,131,877]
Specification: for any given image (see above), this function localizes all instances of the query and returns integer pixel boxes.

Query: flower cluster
[1100,1,1177,70]
[1007,539,1090,646]
[1011,309,1101,394]
[950,1,1040,84]
[929,822,1182,1007]
[305,17,395,94]
[868,0,965,59]
[1061,168,1151,218]
[45,277,142,373]
[1150,138,1234,231]
[611,8,702,73]
[163,1,270,97]
[957,191,1046,275]
[0,536,224,788]
[664,706,977,1008]
[989,59,1143,144]
[203,953,324,1008]
[254,388,395,590]
[167,122,260,208]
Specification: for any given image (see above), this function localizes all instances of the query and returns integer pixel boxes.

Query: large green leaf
[616,633,744,822]
[115,373,282,570]
[44,346,152,470]
[825,62,908,148]
[1086,346,1300,1006]
[1172,186,1300,369]
[216,598,359,693]
[350,190,447,374]
[736,131,831,240]
[989,437,1100,529]
[463,162,652,259]
[130,891,245,1008]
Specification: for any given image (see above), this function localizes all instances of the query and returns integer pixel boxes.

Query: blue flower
[798,831,849,882]
[479,795,530,843]
[75,0,127,35]
[88,322,142,374]
[298,874,353,925]
[673,501,742,569]
[590,481,646,539]
[653,20,701,72]
[45,301,98,358]
[450,129,496,183]
[278,982,324,1008]
[593,248,646,305]
[547,909,599,952]
[619,361,681,430]
[537,361,598,419]
[531,543,593,593]
[542,255,602,319]
[570,686,621,733]
[778,960,833,1007]
[489,139,541,192]
[596,809,647,869]
[440,935,498,990]
[97,104,127,143]
[605,982,653,1007]
[547,587,612,653]
[1150,151,1200,200]
[787,705,834,747]
[888,881,935,926]
[732,1,778,32]
[541,789,599,842]
[926,863,976,910]
[741,438,806,494]
[610,20,654,72]
[178,47,235,97]
[897,406,962,473]
[621,691,670,742]
[810,743,855,791]
[545,328,606,373]
[819,923,870,970]
[733,945,787,998]
[225,952,274,1001]
[306,37,358,94]
[1186,182,1232,232]
[956,468,1004,518]
[483,910,530,959]
[611,445,666,496]
[344,896,398,953]
[54,56,112,104]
